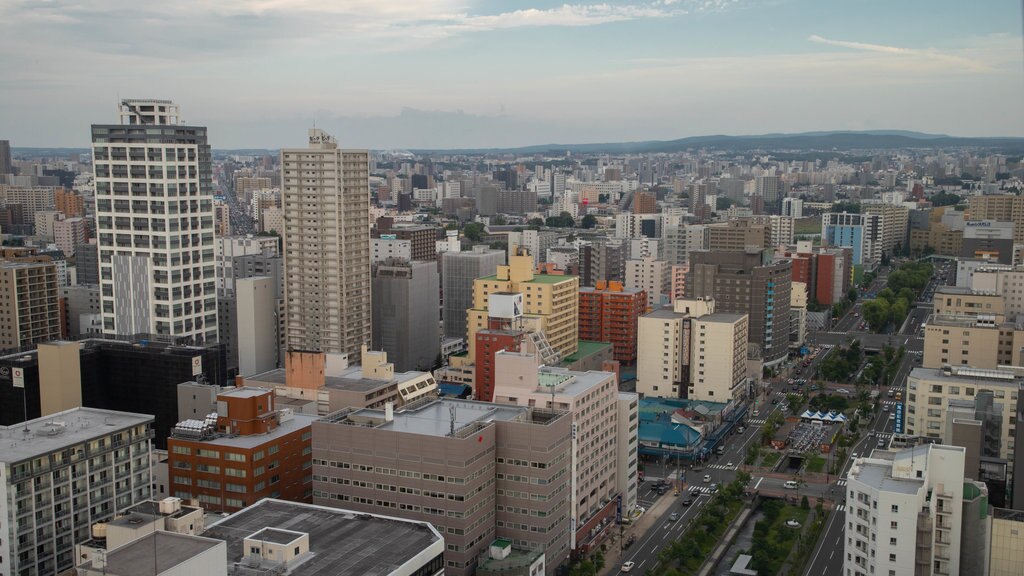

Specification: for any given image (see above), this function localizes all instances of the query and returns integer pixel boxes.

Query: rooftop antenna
[449,404,456,437]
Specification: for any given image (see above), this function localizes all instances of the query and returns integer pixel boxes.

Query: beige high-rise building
[0,260,61,349]
[922,287,1024,370]
[968,195,1024,244]
[281,129,370,358]
[862,202,910,256]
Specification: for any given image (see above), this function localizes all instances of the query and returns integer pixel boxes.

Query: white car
[726,462,734,469]
[703,474,712,483]
[785,519,801,528]
[621,561,636,572]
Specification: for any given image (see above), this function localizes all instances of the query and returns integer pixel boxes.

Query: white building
[0,408,155,575]
[54,216,86,257]
[844,444,990,576]
[91,99,218,342]
[781,197,804,218]
[215,235,279,295]
[281,129,371,357]
[626,256,669,309]
[371,237,412,263]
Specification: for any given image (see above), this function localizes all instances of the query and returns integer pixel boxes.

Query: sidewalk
[598,489,679,575]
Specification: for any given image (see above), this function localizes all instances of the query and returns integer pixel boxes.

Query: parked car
[785,519,801,528]
[681,498,693,506]
[784,480,799,489]
[621,561,636,572]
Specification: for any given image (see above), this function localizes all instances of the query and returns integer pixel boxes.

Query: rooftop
[219,386,271,399]
[699,312,746,323]
[850,459,923,496]
[0,407,153,464]
[247,366,427,393]
[910,366,1022,386]
[204,499,442,575]
[478,273,575,284]
[175,412,317,449]
[560,340,611,365]
[79,531,223,576]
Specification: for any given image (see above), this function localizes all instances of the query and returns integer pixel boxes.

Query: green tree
[847,288,858,302]
[491,214,507,225]
[801,495,810,510]
[527,217,545,228]
[545,211,575,228]
[716,196,734,211]
[463,222,485,242]
[580,214,598,229]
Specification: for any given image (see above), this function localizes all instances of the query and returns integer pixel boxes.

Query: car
[851,452,859,458]
[621,561,636,572]
[883,405,890,412]
[669,512,679,521]
[753,410,761,417]
[785,519,802,528]
[784,480,799,489]
[772,398,779,405]
[657,486,668,495]
[703,474,712,483]
[691,488,702,497]
[624,535,636,548]
[737,426,745,433]
[682,498,693,506]
[709,483,719,493]
[726,462,734,469]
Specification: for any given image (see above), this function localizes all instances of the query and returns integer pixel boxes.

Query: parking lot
[788,422,831,452]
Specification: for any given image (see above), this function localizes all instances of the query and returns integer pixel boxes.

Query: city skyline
[1,0,1022,148]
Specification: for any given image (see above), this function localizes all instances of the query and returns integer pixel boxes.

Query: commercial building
[91,99,218,343]
[632,190,657,214]
[781,197,803,218]
[636,298,749,402]
[578,281,646,364]
[625,256,668,310]
[990,508,1024,575]
[0,407,154,576]
[921,287,1024,370]
[748,215,795,248]
[0,259,61,350]
[492,351,635,551]
[969,264,1024,318]
[780,241,851,306]
[61,284,102,338]
[580,238,627,286]
[844,444,990,576]
[962,220,1015,264]
[313,398,572,576]
[281,128,370,358]
[862,202,910,257]
[372,259,440,372]
[214,235,279,296]
[706,219,770,252]
[968,194,1024,245]
[372,218,439,261]
[821,212,882,264]
[167,386,315,513]
[0,337,228,447]
[75,241,100,285]
[441,246,505,341]
[686,249,791,364]
[468,249,579,362]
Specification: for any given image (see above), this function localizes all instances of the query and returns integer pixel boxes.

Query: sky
[0,0,1022,149]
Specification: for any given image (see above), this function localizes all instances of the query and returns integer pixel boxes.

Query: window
[172,446,191,455]
[891,505,898,513]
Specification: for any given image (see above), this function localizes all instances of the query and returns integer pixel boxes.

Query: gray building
[581,238,627,287]
[442,246,505,340]
[0,407,154,575]
[962,220,1015,264]
[74,241,100,285]
[372,259,440,372]
[0,139,10,175]
[687,249,792,364]
[217,252,284,375]
[61,283,101,338]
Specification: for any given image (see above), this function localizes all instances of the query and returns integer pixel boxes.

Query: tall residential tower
[91,99,217,343]
[281,129,370,358]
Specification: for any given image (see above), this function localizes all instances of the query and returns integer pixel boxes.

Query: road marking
[754,476,764,490]
[650,545,658,553]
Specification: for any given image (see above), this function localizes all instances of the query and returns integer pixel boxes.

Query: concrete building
[0,259,61,350]
[625,256,669,310]
[214,235,279,296]
[781,241,851,306]
[781,197,803,218]
[34,209,60,240]
[493,351,636,550]
[990,508,1024,575]
[969,264,1024,318]
[580,238,627,287]
[92,99,218,343]
[822,212,882,265]
[755,175,781,214]
[213,199,231,237]
[75,241,100,285]
[167,386,316,513]
[236,276,279,377]
[687,249,792,364]
[313,398,572,576]
[844,444,990,576]
[922,287,1024,370]
[662,224,706,266]
[968,194,1024,245]
[372,219,438,261]
[962,220,1015,264]
[442,246,505,341]
[578,281,646,364]
[670,264,688,302]
[371,236,412,263]
[706,219,770,252]
[862,202,910,257]
[748,215,795,248]
[636,298,748,402]
[632,190,657,214]
[282,128,370,358]
[468,249,579,362]
[372,259,440,372]
[0,139,9,175]
[0,407,154,575]
[53,216,86,257]
[61,283,102,338]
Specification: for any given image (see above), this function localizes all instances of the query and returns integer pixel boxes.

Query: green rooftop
[561,340,611,365]
[477,273,576,284]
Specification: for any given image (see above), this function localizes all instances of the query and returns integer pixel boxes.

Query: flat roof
[349,398,528,437]
[560,340,610,365]
[0,407,153,464]
[910,366,1022,386]
[477,273,575,284]
[81,531,223,576]
[204,499,442,575]
[644,308,681,319]
[247,367,427,393]
[250,527,304,545]
[185,413,317,449]
[851,460,923,495]
[700,312,746,323]
[219,386,271,399]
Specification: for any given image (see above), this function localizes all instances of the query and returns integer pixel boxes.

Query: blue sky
[0,0,1021,148]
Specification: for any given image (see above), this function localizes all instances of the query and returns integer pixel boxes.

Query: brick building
[578,281,646,364]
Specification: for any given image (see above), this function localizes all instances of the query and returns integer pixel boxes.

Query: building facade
[0,259,61,350]
[441,246,505,341]
[372,259,441,372]
[821,212,882,265]
[578,281,646,364]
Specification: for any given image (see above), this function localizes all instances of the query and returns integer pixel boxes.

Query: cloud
[807,34,993,71]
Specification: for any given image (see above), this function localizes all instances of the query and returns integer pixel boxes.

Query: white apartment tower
[91,99,218,343]
[281,129,370,357]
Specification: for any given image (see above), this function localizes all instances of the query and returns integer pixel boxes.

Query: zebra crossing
[834,504,846,512]
[836,479,847,487]
[688,485,717,494]
[748,418,767,425]
[874,433,893,439]
[707,463,736,470]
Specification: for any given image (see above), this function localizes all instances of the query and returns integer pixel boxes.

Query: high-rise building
[625,256,669,309]
[755,175,781,214]
[781,241,851,306]
[281,129,370,358]
[862,202,909,257]
[0,259,61,350]
[968,195,1024,245]
[781,197,803,218]
[54,187,85,218]
[213,198,231,237]
[91,99,217,343]
[372,218,439,261]
[372,259,440,372]
[844,444,990,576]
[313,398,572,576]
[961,220,1014,264]
[75,241,100,285]
[821,212,882,265]
[632,190,657,214]
[441,246,505,341]
[578,281,646,364]
[0,407,154,576]
[687,250,791,363]
[53,216,86,257]
[748,215,795,248]
[921,287,1024,370]
[0,139,10,175]
[706,219,771,252]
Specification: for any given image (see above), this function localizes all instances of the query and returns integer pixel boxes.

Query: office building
[313,398,572,576]
[781,197,803,218]
[281,128,370,358]
[580,238,627,287]
[62,284,102,338]
[706,219,771,252]
[921,287,1024,370]
[236,276,280,376]
[578,281,646,364]
[968,194,1024,245]
[748,215,795,248]
[372,259,440,372]
[781,241,851,306]
[91,99,218,343]
[663,224,707,266]
[235,175,272,204]
[167,386,316,513]
[844,444,990,576]
[468,249,579,362]
[372,219,439,261]
[53,216,86,257]
[636,298,749,401]
[0,336,227,447]
[632,190,657,214]
[55,188,85,218]
[962,220,1015,264]
[862,202,910,257]
[493,351,636,550]
[822,212,882,264]
[75,241,100,285]
[970,264,1024,318]
[0,408,154,576]
[0,139,9,175]
[625,256,668,310]
[687,249,791,364]
[442,246,505,340]
[0,185,57,221]
[0,259,61,350]
[371,237,412,263]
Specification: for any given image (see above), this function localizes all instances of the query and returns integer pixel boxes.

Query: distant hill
[13,130,1024,158]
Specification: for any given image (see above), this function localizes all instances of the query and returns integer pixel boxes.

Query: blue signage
[894,402,904,434]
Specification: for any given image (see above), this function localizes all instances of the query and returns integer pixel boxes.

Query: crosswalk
[688,486,717,494]
[747,418,767,425]
[707,463,735,470]
[875,433,893,439]
[836,479,847,487]
[834,504,846,512]
[881,400,900,407]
